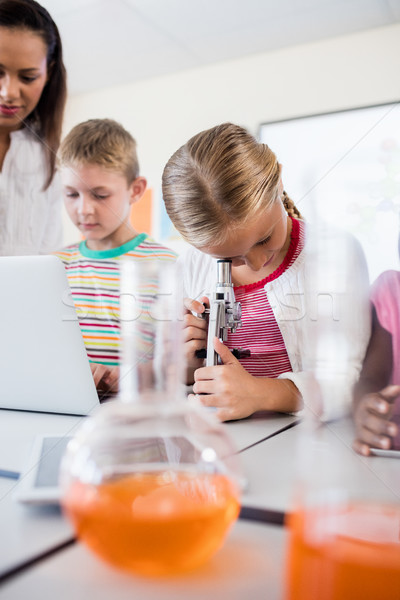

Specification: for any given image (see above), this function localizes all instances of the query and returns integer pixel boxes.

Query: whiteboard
[259,102,400,283]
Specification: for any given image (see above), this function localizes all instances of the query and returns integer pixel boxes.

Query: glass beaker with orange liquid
[284,223,400,599]
[60,260,242,576]
[286,499,400,600]
[284,414,400,600]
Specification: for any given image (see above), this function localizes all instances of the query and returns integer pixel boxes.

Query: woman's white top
[0,128,63,256]
[178,223,371,422]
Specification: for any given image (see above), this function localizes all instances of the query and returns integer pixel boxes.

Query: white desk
[0,408,298,583]
[0,410,81,579]
[0,477,74,580]
[239,417,400,512]
[0,519,288,600]
[0,410,84,473]
[0,409,398,597]
[226,411,299,452]
[0,408,298,472]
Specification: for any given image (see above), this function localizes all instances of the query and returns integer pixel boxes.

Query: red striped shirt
[227,218,305,377]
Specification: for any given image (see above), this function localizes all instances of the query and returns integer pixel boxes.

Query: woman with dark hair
[0,0,67,255]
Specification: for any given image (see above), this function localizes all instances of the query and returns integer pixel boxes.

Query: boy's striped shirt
[54,234,177,366]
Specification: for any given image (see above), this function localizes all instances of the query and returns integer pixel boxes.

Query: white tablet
[14,435,72,505]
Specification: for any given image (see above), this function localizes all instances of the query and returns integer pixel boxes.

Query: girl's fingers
[187,393,220,414]
[379,384,400,401]
[359,425,392,449]
[182,324,207,343]
[364,394,390,416]
[193,380,217,395]
[363,386,400,418]
[197,393,220,408]
[216,408,238,422]
[213,337,238,365]
[193,365,220,381]
[183,297,208,315]
[183,312,208,330]
[352,439,371,457]
[364,412,396,437]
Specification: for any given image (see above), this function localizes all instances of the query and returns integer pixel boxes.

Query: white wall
[62,23,400,244]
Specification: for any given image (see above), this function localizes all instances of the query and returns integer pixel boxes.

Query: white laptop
[0,255,100,416]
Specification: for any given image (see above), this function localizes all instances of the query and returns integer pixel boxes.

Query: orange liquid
[285,503,400,600]
[62,470,240,576]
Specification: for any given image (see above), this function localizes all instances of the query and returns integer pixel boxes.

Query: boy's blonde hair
[59,119,139,183]
[162,122,302,248]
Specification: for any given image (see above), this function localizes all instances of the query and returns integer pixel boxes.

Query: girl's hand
[352,385,400,456]
[90,363,120,398]
[191,337,301,421]
[183,296,209,381]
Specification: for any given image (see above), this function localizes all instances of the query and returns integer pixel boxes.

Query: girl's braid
[282,190,303,220]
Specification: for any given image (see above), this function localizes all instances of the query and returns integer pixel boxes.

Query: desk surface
[0,478,73,581]
[0,410,84,473]
[0,408,299,472]
[0,408,398,596]
[240,417,400,512]
[0,408,297,582]
[0,520,288,600]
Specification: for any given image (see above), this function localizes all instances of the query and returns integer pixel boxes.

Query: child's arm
[352,306,399,455]
[191,337,302,421]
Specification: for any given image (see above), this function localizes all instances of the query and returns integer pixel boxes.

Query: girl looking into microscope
[162,122,370,422]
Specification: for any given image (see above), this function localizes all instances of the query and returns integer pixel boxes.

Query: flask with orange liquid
[60,260,241,576]
[284,222,400,599]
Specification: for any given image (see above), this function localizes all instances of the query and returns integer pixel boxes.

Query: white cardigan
[0,128,63,256]
[179,224,371,421]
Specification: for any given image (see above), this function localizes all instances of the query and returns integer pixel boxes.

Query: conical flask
[60,259,242,576]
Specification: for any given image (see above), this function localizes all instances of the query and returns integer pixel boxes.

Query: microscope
[196,259,250,366]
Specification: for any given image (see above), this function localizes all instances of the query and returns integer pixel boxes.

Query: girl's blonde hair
[162,122,302,247]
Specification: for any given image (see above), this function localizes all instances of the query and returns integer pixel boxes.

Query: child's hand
[352,385,400,456]
[183,296,209,380]
[190,337,301,421]
[90,363,120,398]
[191,337,257,420]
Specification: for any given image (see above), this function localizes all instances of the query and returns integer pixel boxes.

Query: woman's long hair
[0,0,67,188]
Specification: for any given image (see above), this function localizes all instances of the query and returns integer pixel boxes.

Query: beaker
[284,223,400,599]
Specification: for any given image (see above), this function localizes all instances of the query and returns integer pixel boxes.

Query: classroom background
[42,0,400,279]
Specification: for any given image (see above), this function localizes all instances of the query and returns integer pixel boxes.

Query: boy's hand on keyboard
[90,363,120,400]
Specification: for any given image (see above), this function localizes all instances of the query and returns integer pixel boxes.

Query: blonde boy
[55,119,176,395]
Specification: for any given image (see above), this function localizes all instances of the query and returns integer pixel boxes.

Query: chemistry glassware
[60,259,242,576]
[284,223,400,600]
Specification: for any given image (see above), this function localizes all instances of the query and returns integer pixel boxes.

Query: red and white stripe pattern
[227,218,305,377]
